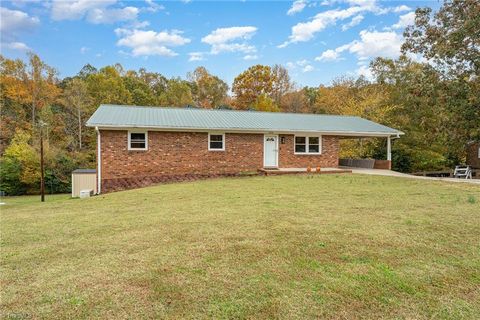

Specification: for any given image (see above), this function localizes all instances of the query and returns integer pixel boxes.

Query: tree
[232,65,275,109]
[77,64,98,79]
[403,0,480,143]
[0,56,30,148]
[123,70,157,106]
[138,68,168,98]
[187,67,228,108]
[402,0,480,77]
[26,53,61,127]
[85,65,132,106]
[370,56,450,171]
[159,78,194,107]
[302,86,320,113]
[279,89,308,113]
[252,94,279,112]
[271,64,293,105]
[0,130,39,194]
[63,78,92,150]
[311,76,398,162]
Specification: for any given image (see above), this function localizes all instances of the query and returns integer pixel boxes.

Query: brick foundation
[102,173,248,193]
[99,130,340,192]
[373,160,392,170]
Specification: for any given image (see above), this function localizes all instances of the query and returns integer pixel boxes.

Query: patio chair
[453,165,472,179]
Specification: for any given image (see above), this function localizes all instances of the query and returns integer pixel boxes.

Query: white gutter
[86,124,404,137]
[96,127,101,194]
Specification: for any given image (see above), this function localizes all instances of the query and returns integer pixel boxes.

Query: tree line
[1,0,478,195]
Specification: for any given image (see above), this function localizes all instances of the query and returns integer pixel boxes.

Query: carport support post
[387,136,392,161]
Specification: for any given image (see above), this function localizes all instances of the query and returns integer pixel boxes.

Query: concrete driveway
[341,167,480,185]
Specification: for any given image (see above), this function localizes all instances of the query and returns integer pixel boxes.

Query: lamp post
[38,120,46,202]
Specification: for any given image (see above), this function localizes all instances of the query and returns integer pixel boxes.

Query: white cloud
[188,52,205,62]
[0,7,39,37]
[0,7,39,51]
[356,64,373,79]
[51,0,139,24]
[127,20,150,29]
[144,0,165,12]
[3,41,30,51]
[317,29,403,65]
[51,0,115,20]
[202,26,256,45]
[210,43,255,54]
[302,65,314,72]
[318,28,426,76]
[202,26,257,55]
[392,11,415,29]
[10,0,43,7]
[341,14,363,31]
[279,0,413,47]
[286,59,314,73]
[315,49,342,61]
[279,5,370,47]
[116,29,190,57]
[80,46,89,54]
[87,7,139,24]
[287,0,307,16]
[243,54,258,60]
[393,5,411,13]
[345,30,403,60]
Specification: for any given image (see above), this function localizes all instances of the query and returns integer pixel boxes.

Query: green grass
[1,174,479,319]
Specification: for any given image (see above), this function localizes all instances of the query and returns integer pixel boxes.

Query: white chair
[454,165,472,179]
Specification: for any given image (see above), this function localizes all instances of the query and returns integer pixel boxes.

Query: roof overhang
[87,124,404,138]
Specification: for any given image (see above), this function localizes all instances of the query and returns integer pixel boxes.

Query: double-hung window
[208,133,225,151]
[294,136,321,154]
[128,131,148,150]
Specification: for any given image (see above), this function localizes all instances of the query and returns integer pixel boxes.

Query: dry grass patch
[1,174,479,319]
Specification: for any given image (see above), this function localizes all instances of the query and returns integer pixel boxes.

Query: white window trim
[294,135,322,155]
[208,133,225,151]
[128,130,148,151]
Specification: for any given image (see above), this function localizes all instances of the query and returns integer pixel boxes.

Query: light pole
[38,120,46,202]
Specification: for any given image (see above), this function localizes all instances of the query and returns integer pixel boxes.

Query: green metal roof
[86,104,403,137]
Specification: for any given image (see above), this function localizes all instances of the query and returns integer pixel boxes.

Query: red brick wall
[99,130,339,192]
[373,160,392,170]
[278,135,339,168]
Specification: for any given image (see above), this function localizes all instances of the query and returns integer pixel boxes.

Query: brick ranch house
[86,104,403,193]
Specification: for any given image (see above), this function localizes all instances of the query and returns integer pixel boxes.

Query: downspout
[96,127,101,194]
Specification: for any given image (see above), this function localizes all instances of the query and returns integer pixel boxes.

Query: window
[208,133,225,151]
[295,137,306,153]
[294,136,321,154]
[128,131,147,150]
[478,146,480,159]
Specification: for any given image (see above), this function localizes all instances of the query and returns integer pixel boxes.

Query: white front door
[264,135,278,167]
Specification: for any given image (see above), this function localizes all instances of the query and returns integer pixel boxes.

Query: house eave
[86,123,404,138]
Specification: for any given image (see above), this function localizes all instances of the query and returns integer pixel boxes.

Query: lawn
[1,174,479,319]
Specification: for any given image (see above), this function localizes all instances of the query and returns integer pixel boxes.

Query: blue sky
[0,0,438,87]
